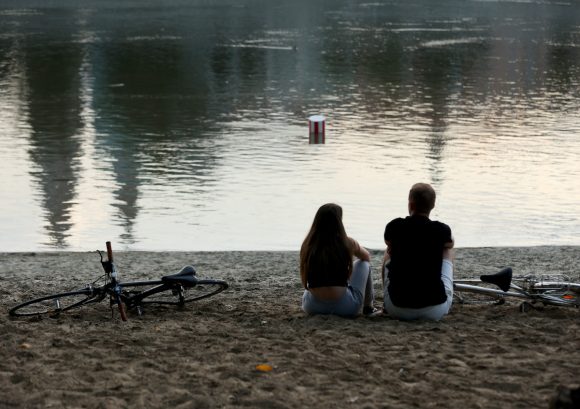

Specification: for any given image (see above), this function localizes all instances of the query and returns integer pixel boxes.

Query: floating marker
[308,115,325,144]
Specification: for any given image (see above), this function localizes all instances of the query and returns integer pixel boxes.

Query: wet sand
[0,246,579,408]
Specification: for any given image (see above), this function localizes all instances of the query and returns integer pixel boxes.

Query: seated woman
[300,203,376,317]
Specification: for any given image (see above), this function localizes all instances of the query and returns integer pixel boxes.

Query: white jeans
[383,259,453,321]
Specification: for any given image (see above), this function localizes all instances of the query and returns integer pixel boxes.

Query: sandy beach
[0,246,579,409]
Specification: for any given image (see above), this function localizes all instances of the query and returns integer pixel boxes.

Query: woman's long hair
[300,203,353,288]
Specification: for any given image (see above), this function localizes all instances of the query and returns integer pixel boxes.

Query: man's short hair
[409,183,436,214]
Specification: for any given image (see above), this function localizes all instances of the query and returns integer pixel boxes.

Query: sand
[0,246,579,409]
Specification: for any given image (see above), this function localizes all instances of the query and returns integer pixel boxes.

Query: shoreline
[1,246,579,408]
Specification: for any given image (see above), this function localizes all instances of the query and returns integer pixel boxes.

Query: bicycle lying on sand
[453,267,580,312]
[9,241,228,320]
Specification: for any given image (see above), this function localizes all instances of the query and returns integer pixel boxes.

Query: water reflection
[91,36,225,246]
[0,0,579,250]
[24,41,85,247]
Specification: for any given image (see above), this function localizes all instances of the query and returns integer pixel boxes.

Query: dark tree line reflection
[21,41,85,247]
[0,0,579,247]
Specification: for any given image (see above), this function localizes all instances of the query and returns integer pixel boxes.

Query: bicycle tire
[140,279,228,306]
[9,290,95,317]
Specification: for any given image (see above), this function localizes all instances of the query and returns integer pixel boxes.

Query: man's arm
[382,241,392,283]
[443,235,454,261]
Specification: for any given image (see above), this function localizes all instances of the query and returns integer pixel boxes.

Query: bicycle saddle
[480,267,513,292]
[161,265,198,285]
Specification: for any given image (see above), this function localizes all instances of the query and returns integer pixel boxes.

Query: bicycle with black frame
[9,241,228,320]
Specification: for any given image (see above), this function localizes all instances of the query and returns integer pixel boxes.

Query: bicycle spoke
[140,280,227,305]
[10,291,93,317]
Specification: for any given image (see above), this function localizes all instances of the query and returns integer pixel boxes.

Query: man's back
[384,215,452,308]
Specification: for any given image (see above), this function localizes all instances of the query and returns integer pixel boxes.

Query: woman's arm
[349,238,370,262]
[299,246,308,289]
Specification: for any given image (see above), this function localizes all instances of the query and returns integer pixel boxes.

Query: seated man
[382,183,454,321]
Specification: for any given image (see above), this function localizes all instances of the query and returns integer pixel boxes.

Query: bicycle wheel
[9,290,95,317]
[141,279,228,306]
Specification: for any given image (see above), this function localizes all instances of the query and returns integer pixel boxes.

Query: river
[0,0,579,251]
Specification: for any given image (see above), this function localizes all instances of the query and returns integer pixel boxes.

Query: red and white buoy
[308,115,325,144]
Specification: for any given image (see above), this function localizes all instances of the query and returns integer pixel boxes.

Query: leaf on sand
[255,364,273,372]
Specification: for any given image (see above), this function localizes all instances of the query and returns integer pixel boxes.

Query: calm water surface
[1,0,579,251]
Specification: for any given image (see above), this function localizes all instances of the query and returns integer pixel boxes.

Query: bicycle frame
[117,279,181,309]
[97,243,190,317]
[453,280,529,300]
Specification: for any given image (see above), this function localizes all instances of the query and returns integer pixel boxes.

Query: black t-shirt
[384,215,452,308]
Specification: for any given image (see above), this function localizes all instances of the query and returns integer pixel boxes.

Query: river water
[0,0,579,251]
